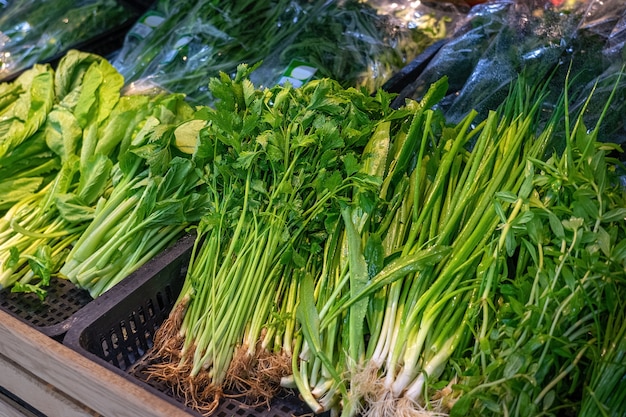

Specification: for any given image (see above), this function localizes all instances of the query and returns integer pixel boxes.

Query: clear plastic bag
[394,1,580,118]
[0,0,134,80]
[114,0,313,103]
[394,0,626,144]
[250,0,464,92]
[115,0,464,103]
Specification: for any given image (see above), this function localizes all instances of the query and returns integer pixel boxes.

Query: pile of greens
[0,50,206,299]
[143,64,625,417]
[0,0,136,81]
[0,45,624,417]
[145,63,410,412]
[250,0,455,93]
[113,0,315,103]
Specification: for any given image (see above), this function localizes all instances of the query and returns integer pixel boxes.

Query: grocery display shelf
[0,309,191,417]
[0,236,199,416]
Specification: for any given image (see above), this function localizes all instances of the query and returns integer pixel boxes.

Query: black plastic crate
[0,277,93,341]
[63,233,316,417]
[0,232,193,341]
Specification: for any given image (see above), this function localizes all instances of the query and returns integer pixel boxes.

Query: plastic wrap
[115,0,463,103]
[250,0,464,92]
[114,0,314,103]
[393,0,626,144]
[0,0,136,81]
[565,0,626,143]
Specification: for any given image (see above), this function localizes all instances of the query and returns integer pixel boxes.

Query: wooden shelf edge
[0,310,191,417]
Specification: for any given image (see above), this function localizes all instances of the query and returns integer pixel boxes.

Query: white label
[128,12,165,40]
[277,60,318,87]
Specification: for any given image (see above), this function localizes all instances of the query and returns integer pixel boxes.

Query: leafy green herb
[449,73,626,417]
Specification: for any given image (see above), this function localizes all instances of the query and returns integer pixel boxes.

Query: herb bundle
[145,64,406,412]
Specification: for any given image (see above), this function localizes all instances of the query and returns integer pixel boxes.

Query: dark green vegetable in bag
[0,0,135,80]
[252,0,454,93]
[114,0,312,103]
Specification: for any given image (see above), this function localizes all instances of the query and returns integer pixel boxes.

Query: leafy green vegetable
[60,94,208,297]
[114,0,455,103]
[144,64,404,410]
[0,51,202,299]
[449,73,626,417]
[0,64,57,213]
[114,0,310,103]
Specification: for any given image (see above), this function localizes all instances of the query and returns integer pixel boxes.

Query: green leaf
[361,120,390,180]
[174,119,206,155]
[43,107,82,161]
[525,216,544,244]
[11,282,47,301]
[25,245,54,287]
[611,239,626,264]
[92,60,124,125]
[132,140,171,176]
[547,212,565,239]
[519,391,534,417]
[74,64,104,129]
[54,50,103,100]
[562,264,576,291]
[97,95,150,156]
[341,205,369,363]
[234,150,260,170]
[0,65,54,158]
[495,191,518,204]
[7,247,20,269]
[574,121,591,159]
[450,394,473,417]
[76,154,113,205]
[479,336,492,355]
[296,273,321,352]
[512,210,534,227]
[596,226,611,258]
[602,208,626,223]
[503,351,526,378]
[542,389,556,410]
[505,231,517,257]
[55,194,95,223]
[343,153,360,177]
[494,200,507,223]
[364,234,384,279]
[420,76,448,110]
[0,178,43,209]
[572,194,598,220]
[307,80,344,114]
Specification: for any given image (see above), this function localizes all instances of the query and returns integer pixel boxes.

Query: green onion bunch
[145,64,410,412]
